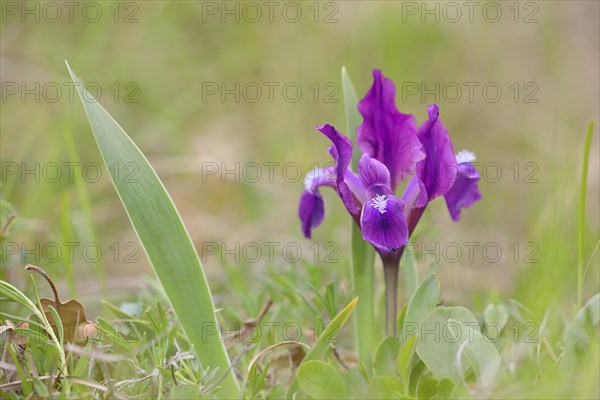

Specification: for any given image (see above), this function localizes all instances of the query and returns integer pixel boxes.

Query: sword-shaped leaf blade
[65,62,238,398]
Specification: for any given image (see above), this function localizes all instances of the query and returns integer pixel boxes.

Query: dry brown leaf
[25,265,96,344]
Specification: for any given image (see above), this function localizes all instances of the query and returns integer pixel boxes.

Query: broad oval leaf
[298,360,347,399]
[452,319,501,389]
[416,306,501,388]
[373,336,400,376]
[401,273,440,342]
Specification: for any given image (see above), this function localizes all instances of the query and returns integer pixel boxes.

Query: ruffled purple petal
[299,167,336,238]
[357,70,423,191]
[360,194,408,253]
[444,162,482,221]
[358,154,393,196]
[415,104,457,207]
[315,124,352,184]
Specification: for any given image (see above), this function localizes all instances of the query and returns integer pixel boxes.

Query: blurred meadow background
[1,1,599,396]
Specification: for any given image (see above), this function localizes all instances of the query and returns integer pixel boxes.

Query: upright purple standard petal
[444,150,482,221]
[299,167,336,238]
[358,154,392,195]
[415,104,457,208]
[360,194,408,253]
[357,70,423,190]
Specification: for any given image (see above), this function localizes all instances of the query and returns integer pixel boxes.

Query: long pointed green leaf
[342,66,377,360]
[65,62,239,398]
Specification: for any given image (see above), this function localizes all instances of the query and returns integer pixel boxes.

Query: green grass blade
[577,122,595,308]
[342,66,377,360]
[65,62,239,398]
[342,66,362,171]
[63,111,106,291]
[60,192,77,298]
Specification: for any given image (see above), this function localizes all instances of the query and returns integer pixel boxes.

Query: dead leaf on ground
[25,264,96,344]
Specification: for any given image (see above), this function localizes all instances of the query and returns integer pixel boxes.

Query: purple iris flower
[299,69,482,336]
[299,70,482,254]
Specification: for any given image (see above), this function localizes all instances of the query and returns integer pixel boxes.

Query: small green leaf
[483,303,509,330]
[432,378,455,399]
[31,377,50,396]
[370,375,404,399]
[562,293,600,370]
[408,360,426,396]
[397,335,417,386]
[298,360,347,399]
[247,360,270,398]
[417,377,438,399]
[373,336,401,376]
[401,274,440,342]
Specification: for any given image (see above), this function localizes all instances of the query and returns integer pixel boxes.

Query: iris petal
[357,70,424,191]
[360,194,408,253]
[315,124,352,184]
[444,162,482,221]
[358,154,392,196]
[415,104,457,207]
[299,191,325,238]
[298,167,336,238]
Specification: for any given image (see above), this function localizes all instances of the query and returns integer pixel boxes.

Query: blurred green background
[1,1,598,319]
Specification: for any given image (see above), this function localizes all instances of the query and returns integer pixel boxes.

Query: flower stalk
[382,253,400,336]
